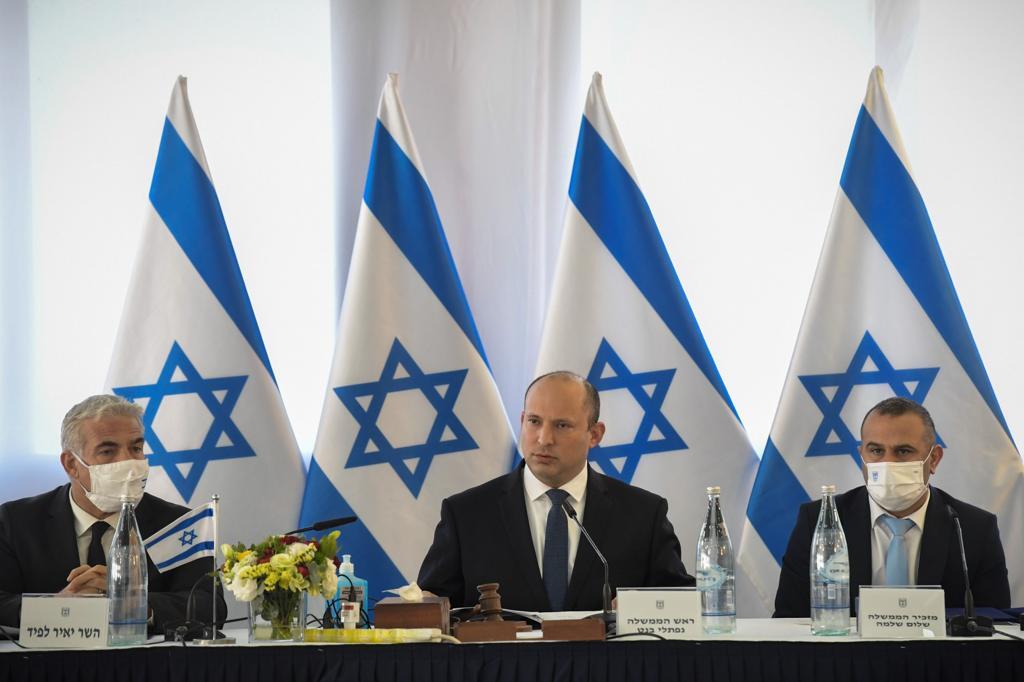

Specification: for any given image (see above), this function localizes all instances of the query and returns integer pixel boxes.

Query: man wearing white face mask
[773,397,1010,617]
[0,395,226,631]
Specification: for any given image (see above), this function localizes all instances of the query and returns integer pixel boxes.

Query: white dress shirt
[868,490,930,586]
[522,464,588,583]
[68,489,122,566]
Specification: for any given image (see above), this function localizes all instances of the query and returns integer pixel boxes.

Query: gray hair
[60,395,144,453]
[524,371,601,427]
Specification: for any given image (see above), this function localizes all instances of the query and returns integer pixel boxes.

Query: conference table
[1,619,1021,682]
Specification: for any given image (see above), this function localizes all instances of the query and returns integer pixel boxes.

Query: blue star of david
[799,331,943,467]
[585,339,687,483]
[113,341,254,502]
[179,529,197,547]
[335,339,477,498]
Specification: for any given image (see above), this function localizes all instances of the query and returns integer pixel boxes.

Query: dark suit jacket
[0,484,227,631]
[417,464,695,611]
[773,486,1010,617]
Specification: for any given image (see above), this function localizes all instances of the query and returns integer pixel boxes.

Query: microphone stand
[946,505,993,637]
[561,502,616,635]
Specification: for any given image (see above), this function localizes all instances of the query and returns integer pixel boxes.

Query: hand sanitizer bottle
[336,554,368,627]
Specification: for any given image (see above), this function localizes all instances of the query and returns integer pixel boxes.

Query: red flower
[281,535,301,545]
[297,566,309,577]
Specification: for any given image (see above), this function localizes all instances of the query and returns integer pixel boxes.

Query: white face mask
[863,445,934,513]
[72,452,149,513]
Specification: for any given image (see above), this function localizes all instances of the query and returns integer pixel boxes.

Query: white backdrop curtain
[0,1,1021,567]
[330,0,581,420]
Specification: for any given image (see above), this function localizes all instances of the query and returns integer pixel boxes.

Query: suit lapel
[47,484,84,574]
[845,488,873,591]
[916,487,950,586]
[497,465,548,609]
[565,468,612,609]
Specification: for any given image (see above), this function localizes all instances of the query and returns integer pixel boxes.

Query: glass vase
[249,591,307,642]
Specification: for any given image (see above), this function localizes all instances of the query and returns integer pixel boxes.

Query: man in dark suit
[0,395,226,631]
[774,397,1010,617]
[418,372,694,611]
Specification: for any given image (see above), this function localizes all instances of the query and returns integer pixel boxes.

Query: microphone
[560,501,615,633]
[946,504,993,637]
[286,516,358,535]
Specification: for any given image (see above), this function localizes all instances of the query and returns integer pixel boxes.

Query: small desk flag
[144,503,215,573]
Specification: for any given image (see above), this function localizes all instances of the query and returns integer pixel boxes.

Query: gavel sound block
[374,595,451,635]
[453,583,605,642]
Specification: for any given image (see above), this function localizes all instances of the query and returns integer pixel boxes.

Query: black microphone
[286,516,358,535]
[946,504,993,637]
[561,501,615,633]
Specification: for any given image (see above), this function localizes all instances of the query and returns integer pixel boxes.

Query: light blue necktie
[542,489,571,610]
[880,515,915,586]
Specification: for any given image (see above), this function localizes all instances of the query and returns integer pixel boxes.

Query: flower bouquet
[221,531,340,641]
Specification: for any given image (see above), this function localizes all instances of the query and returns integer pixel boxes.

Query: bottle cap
[119,494,130,503]
[820,484,836,494]
[706,486,721,495]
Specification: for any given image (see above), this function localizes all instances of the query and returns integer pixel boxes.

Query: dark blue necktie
[87,521,109,566]
[542,489,570,611]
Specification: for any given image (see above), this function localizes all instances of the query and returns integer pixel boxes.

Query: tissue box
[374,596,450,634]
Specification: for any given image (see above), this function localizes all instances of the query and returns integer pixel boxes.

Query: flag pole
[212,494,219,634]
[197,493,234,645]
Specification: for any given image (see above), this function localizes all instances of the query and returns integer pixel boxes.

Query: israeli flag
[144,503,215,573]
[300,74,516,598]
[105,77,306,548]
[536,73,758,591]
[738,67,1024,611]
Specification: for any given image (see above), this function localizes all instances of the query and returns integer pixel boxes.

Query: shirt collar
[67,486,120,537]
[523,462,588,503]
[869,488,931,531]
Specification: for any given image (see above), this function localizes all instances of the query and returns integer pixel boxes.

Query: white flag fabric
[105,77,306,548]
[299,74,516,599]
[738,67,1024,612]
[535,73,759,597]
[144,502,215,573]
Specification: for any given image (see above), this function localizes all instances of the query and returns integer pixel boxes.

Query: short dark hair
[860,397,937,445]
[524,371,601,426]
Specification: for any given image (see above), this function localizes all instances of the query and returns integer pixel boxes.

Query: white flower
[229,575,259,602]
[320,567,338,598]
[286,542,309,556]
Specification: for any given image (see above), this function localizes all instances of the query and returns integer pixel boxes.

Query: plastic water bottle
[695,486,736,634]
[107,495,149,646]
[336,554,368,627]
[810,484,850,636]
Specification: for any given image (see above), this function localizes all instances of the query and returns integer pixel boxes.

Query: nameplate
[857,586,946,638]
[21,594,109,648]
[616,587,702,639]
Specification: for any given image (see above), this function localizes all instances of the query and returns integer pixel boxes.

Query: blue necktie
[87,521,109,566]
[880,515,915,586]
[542,489,571,611]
